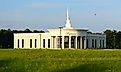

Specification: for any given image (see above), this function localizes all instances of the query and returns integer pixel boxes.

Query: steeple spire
[65,9,72,29]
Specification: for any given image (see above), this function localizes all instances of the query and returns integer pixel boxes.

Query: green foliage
[0,49,121,72]
[104,30,121,49]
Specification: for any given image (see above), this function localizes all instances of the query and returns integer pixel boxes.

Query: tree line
[0,29,121,49]
[0,29,44,48]
[104,30,121,49]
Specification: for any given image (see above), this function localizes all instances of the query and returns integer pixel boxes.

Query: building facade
[14,10,106,49]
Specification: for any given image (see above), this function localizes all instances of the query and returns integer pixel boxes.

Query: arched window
[48,39,50,48]
[18,39,19,48]
[86,39,89,48]
[22,39,24,48]
[35,39,37,48]
[43,39,45,48]
[30,39,32,48]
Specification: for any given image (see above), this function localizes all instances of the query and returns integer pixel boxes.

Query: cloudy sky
[0,0,121,32]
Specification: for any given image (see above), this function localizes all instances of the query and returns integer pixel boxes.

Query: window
[43,39,45,48]
[92,39,94,48]
[48,39,50,48]
[18,39,19,48]
[22,39,24,48]
[35,39,37,48]
[30,39,32,48]
[86,39,89,48]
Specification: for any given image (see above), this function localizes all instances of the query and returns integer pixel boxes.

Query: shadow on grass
[0,59,11,67]
[55,64,108,72]
[0,59,12,72]
[0,59,26,72]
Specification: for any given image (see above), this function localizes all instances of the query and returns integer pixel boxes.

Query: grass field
[0,49,121,72]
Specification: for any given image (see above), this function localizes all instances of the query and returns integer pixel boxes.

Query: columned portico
[50,35,90,49]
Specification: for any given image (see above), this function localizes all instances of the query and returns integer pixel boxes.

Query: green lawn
[0,49,121,72]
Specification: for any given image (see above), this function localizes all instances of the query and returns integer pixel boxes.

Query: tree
[104,30,121,49]
[24,29,32,33]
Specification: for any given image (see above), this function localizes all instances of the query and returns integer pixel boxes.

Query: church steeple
[65,9,72,29]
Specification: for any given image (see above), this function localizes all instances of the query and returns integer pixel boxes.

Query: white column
[87,38,90,48]
[45,39,47,48]
[101,39,103,48]
[53,37,55,48]
[54,36,57,48]
[104,38,106,48]
[75,36,77,49]
[32,39,34,48]
[19,39,21,48]
[56,36,60,48]
[97,38,99,48]
[99,39,101,48]
[53,37,54,48]
[39,34,41,48]
[84,36,87,49]
[94,39,95,48]
[80,36,82,49]
[51,37,53,49]
[62,36,64,49]
[69,36,71,49]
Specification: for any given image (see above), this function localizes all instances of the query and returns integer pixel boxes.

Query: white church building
[14,10,106,49]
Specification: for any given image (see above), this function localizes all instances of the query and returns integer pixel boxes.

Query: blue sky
[0,0,121,32]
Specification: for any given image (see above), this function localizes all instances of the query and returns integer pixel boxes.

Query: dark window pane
[22,39,24,48]
[30,39,32,48]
